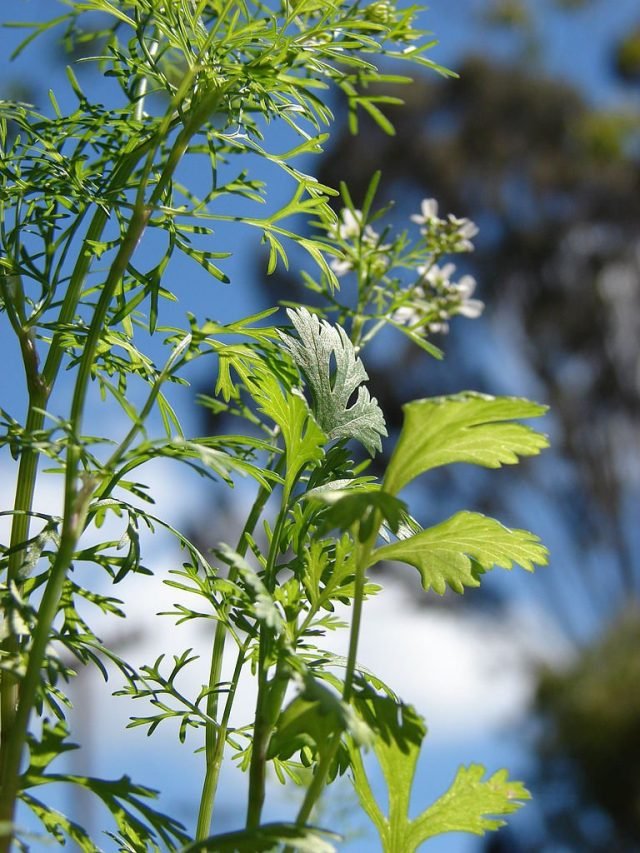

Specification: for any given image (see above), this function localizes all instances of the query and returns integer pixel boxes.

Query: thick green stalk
[0,197,152,847]
[0,132,157,768]
[0,275,51,746]
[195,643,245,840]
[0,399,47,815]
[245,656,290,830]
[0,447,92,838]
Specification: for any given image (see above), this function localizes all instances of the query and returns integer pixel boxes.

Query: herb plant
[0,2,549,850]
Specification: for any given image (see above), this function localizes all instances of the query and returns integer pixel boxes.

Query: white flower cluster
[392,261,484,335]
[387,198,483,336]
[324,197,483,339]
[328,208,389,278]
[411,197,478,252]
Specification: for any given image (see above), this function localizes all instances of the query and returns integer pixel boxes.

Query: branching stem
[0,82,223,841]
[293,519,379,829]
[196,458,281,839]
[245,493,291,830]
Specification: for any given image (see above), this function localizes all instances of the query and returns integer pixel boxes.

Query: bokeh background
[2,1,640,850]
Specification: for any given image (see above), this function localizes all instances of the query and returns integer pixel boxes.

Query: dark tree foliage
[528,609,640,851]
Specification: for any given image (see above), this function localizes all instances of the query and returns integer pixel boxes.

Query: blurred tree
[302,48,640,612]
[277,50,640,618]
[615,27,640,82]
[528,608,640,850]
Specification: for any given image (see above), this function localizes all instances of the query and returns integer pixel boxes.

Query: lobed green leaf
[279,308,387,455]
[350,693,530,851]
[369,511,549,594]
[384,393,548,496]
[409,765,531,844]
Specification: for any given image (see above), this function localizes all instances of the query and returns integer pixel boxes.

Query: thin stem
[0,88,221,839]
[195,643,246,841]
[195,462,278,839]
[245,496,291,830]
[133,22,160,123]
[102,334,192,476]
[293,521,379,829]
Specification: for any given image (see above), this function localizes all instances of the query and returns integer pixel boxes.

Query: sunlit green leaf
[411,765,531,842]
[249,369,326,494]
[269,674,372,763]
[350,693,529,851]
[369,511,548,594]
[384,393,548,495]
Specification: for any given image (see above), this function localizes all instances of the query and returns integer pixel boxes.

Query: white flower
[329,208,363,241]
[421,262,456,289]
[449,215,478,239]
[329,256,353,277]
[448,214,479,251]
[454,274,484,318]
[362,223,386,247]
[392,304,420,326]
[411,198,440,227]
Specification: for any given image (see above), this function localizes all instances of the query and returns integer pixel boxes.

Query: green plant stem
[245,497,291,830]
[195,464,279,839]
[0,86,222,839]
[0,400,47,813]
[0,131,157,786]
[293,523,378,829]
[0,197,152,843]
[195,642,246,841]
[0,453,92,837]
[286,287,385,829]
[102,334,193,476]
[133,24,160,123]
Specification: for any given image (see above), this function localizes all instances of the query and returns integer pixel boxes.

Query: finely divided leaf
[369,511,548,594]
[279,308,387,455]
[384,393,548,495]
[20,793,96,852]
[248,369,325,494]
[180,823,340,853]
[218,545,283,634]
